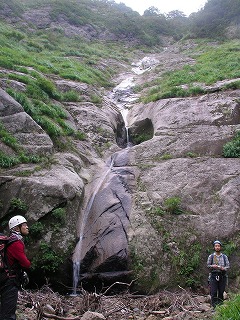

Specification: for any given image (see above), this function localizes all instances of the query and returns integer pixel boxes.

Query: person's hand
[212,264,218,269]
[21,271,29,288]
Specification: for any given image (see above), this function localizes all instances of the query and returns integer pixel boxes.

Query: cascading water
[72,156,115,295]
[71,56,159,295]
[110,76,137,146]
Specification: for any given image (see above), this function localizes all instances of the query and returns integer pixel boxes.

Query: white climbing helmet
[213,240,222,246]
[9,215,27,230]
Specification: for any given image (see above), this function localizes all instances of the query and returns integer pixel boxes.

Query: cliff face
[0,38,240,292]
[128,89,240,291]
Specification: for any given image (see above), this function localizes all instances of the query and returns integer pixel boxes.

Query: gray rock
[81,311,105,320]
[0,89,53,155]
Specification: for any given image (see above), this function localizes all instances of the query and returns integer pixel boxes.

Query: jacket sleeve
[207,254,213,269]
[7,240,31,269]
[223,254,230,271]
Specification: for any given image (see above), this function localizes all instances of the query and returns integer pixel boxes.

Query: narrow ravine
[72,56,160,293]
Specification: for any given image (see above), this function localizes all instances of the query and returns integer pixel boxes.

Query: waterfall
[72,156,115,295]
[71,56,159,295]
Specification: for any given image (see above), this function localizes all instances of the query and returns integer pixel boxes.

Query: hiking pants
[210,273,226,308]
[0,278,18,320]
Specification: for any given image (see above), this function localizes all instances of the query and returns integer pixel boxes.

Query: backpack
[0,233,18,284]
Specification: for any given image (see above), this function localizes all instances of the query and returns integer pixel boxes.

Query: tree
[143,6,161,16]
[166,10,186,19]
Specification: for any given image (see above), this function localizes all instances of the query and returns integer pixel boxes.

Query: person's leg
[210,276,218,308]
[218,275,226,305]
[0,279,18,320]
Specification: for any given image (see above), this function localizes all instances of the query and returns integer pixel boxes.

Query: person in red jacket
[0,215,31,320]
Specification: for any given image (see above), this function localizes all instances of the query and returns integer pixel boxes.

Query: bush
[223,131,240,158]
[31,242,63,274]
[9,197,28,212]
[164,196,183,215]
[52,207,66,225]
[29,222,44,239]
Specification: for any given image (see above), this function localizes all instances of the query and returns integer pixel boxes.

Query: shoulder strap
[223,254,227,266]
[211,253,214,264]
[211,253,227,266]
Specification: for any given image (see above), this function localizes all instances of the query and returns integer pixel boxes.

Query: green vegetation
[0,0,239,292]
[142,40,240,102]
[0,122,19,151]
[164,197,183,215]
[214,294,240,320]
[130,247,145,273]
[151,206,165,216]
[29,222,44,239]
[9,197,28,212]
[160,154,173,160]
[151,196,184,216]
[223,131,240,158]
[31,241,63,274]
[0,150,43,168]
[223,241,237,257]
[186,152,198,158]
[131,132,153,144]
[0,120,45,168]
[173,242,202,287]
[52,207,66,226]
[0,152,20,168]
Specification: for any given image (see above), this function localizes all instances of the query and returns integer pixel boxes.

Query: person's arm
[7,241,31,269]
[223,255,230,271]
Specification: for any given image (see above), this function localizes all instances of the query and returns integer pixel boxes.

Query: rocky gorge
[0,39,240,297]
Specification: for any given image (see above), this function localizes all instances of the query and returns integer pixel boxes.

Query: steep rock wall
[127,89,240,292]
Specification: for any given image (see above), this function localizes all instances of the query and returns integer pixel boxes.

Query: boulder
[0,88,53,155]
[81,311,105,320]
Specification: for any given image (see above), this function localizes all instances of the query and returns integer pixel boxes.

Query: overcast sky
[114,0,207,16]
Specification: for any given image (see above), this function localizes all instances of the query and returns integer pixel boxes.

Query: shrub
[131,132,153,144]
[9,197,28,212]
[223,131,240,158]
[52,207,66,225]
[31,242,63,274]
[29,222,44,239]
[163,196,183,215]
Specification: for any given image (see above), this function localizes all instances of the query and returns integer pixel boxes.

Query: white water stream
[71,56,159,294]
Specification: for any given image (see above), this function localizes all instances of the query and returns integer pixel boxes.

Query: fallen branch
[102,279,135,295]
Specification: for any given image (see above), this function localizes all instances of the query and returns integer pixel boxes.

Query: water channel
[72,56,159,294]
